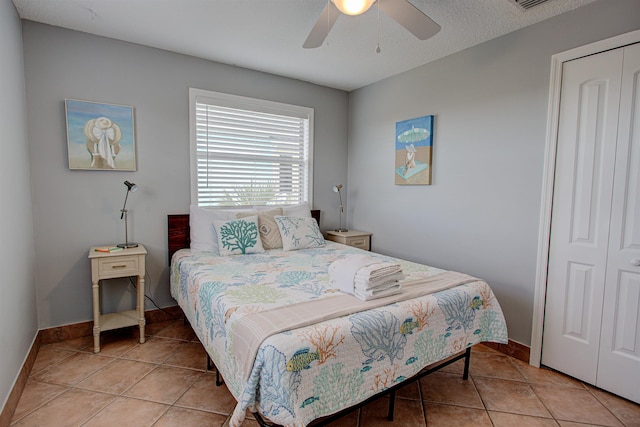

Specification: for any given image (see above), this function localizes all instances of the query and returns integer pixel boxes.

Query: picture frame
[65,99,136,171]
[394,115,434,185]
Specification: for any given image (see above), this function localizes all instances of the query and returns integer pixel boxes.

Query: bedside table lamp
[117,180,139,248]
[333,184,348,232]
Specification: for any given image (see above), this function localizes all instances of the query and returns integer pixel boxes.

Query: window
[189,88,314,207]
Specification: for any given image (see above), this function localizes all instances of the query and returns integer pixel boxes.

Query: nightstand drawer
[345,235,370,250]
[325,230,372,251]
[97,256,140,278]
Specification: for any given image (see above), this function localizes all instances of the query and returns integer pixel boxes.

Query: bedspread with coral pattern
[170,242,507,427]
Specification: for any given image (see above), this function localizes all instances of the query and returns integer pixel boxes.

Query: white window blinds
[190,89,313,207]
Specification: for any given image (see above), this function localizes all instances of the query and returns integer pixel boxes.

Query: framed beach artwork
[395,115,433,185]
[65,99,136,171]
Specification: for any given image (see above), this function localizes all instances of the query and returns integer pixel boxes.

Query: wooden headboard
[168,209,320,262]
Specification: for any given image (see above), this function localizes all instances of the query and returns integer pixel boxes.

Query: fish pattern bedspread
[170,242,508,426]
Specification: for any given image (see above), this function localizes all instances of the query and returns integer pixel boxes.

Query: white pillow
[189,205,236,253]
[213,216,265,255]
[282,202,312,218]
[274,216,325,251]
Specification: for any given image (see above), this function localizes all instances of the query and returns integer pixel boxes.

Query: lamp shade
[124,180,138,192]
[331,0,375,16]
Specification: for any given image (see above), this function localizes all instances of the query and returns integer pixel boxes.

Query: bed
[168,208,508,427]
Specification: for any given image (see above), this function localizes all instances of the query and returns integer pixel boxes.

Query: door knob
[631,258,640,267]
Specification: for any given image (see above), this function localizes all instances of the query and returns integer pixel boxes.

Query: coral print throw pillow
[274,216,325,251]
[213,216,265,255]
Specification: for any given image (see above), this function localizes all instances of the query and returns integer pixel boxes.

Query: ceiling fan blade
[379,0,441,40]
[303,2,340,49]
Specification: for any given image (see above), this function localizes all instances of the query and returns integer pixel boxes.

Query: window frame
[189,88,314,208]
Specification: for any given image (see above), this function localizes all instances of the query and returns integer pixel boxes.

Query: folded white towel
[329,255,405,300]
[328,254,379,295]
[354,262,403,280]
[354,283,402,301]
[354,271,406,291]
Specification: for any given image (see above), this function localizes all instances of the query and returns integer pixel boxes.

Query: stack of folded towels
[329,254,405,301]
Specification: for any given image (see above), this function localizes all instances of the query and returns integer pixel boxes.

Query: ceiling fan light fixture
[331,0,375,16]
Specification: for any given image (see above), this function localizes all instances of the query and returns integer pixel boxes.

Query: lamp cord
[127,268,174,318]
[376,0,381,53]
[327,0,330,46]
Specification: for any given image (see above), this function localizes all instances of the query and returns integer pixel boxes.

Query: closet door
[541,48,623,384]
[597,43,640,404]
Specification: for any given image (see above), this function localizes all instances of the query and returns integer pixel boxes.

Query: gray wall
[347,0,640,346]
[0,0,38,413]
[22,22,349,328]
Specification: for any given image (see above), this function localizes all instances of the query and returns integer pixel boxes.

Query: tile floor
[10,319,640,427]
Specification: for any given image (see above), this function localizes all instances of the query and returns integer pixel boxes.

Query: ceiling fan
[303,0,441,49]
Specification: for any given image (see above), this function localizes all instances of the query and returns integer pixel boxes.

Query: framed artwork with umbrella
[395,115,434,185]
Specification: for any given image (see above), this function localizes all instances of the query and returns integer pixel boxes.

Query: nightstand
[88,245,147,353]
[325,230,372,251]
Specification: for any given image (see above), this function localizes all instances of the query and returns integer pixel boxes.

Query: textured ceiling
[12,0,597,91]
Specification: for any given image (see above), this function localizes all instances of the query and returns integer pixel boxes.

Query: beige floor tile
[420,371,483,409]
[395,379,420,400]
[76,358,156,394]
[424,403,493,426]
[153,320,197,341]
[31,352,114,386]
[175,373,237,414]
[82,396,169,427]
[436,357,467,375]
[153,406,228,427]
[532,384,623,427]
[474,377,551,418]
[145,320,177,336]
[91,334,140,357]
[163,341,209,371]
[470,351,526,381]
[589,387,640,426]
[489,411,560,426]
[124,366,203,404]
[556,422,605,427]
[359,396,425,426]
[512,359,586,389]
[10,379,67,423]
[48,336,93,351]
[120,336,183,364]
[11,388,115,427]
[29,347,75,377]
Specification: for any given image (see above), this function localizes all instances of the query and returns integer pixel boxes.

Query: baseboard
[0,332,41,427]
[0,306,184,426]
[483,339,530,364]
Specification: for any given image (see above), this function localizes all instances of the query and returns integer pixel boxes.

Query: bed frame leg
[463,347,471,380]
[207,355,225,386]
[387,389,396,421]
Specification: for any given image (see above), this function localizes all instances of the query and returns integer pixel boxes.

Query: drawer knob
[112,264,127,269]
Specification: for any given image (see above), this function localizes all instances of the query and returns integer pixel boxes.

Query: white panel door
[597,43,640,404]
[542,48,623,384]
